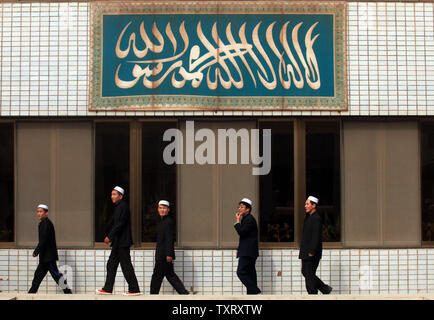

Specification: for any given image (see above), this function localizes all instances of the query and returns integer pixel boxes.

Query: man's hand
[104,237,111,245]
[32,253,37,257]
[308,253,313,257]
[166,256,173,263]
[235,212,241,223]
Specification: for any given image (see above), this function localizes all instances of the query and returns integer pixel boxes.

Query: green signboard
[89,1,346,111]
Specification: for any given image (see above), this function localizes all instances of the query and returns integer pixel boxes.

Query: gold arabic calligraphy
[114,21,321,90]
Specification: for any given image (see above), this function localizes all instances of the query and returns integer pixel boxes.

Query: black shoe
[321,285,333,294]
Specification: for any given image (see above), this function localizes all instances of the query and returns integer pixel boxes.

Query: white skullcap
[37,204,48,210]
[113,186,125,195]
[240,198,252,207]
[158,200,170,207]
[307,196,319,204]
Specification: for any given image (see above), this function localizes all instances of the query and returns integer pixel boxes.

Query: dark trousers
[103,246,140,293]
[237,256,261,294]
[301,256,328,294]
[28,261,72,294]
[150,260,189,294]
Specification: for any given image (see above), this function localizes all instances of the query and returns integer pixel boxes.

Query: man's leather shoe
[321,285,333,294]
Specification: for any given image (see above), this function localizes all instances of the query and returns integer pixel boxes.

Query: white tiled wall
[0,2,433,117]
[0,249,433,295]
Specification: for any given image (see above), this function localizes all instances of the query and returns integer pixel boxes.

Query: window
[16,122,93,247]
[141,121,177,242]
[343,121,420,247]
[306,121,341,242]
[0,123,14,242]
[95,122,130,242]
[259,121,294,242]
[421,123,434,242]
[177,121,258,247]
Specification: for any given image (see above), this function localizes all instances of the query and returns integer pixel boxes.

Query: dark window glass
[95,122,130,242]
[306,122,341,242]
[421,123,434,242]
[142,122,177,242]
[259,122,294,242]
[0,123,14,242]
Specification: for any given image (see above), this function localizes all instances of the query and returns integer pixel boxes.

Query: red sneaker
[96,289,112,295]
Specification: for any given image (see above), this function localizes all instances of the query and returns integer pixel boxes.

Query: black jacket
[155,215,176,261]
[107,200,133,248]
[33,218,59,263]
[299,211,323,260]
[234,213,259,258]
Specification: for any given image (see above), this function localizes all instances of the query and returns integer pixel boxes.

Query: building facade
[0,0,433,295]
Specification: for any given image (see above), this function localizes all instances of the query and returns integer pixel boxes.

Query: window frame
[342,119,421,248]
[420,119,434,246]
[257,118,343,249]
[0,120,15,248]
[7,117,434,249]
[257,118,297,248]
[305,118,343,247]
[93,119,133,246]
[92,117,344,250]
[139,118,179,248]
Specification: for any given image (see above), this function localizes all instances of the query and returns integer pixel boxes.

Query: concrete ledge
[0,294,19,300]
[2,293,433,300]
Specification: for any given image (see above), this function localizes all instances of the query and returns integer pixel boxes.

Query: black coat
[234,213,259,258]
[107,200,133,248]
[155,215,176,261]
[33,218,59,263]
[299,211,323,260]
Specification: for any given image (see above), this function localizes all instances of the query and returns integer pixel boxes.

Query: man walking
[234,198,261,295]
[150,200,189,294]
[96,186,140,295]
[28,204,72,294]
[299,196,332,294]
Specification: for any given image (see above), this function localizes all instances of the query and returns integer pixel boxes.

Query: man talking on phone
[234,198,261,295]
